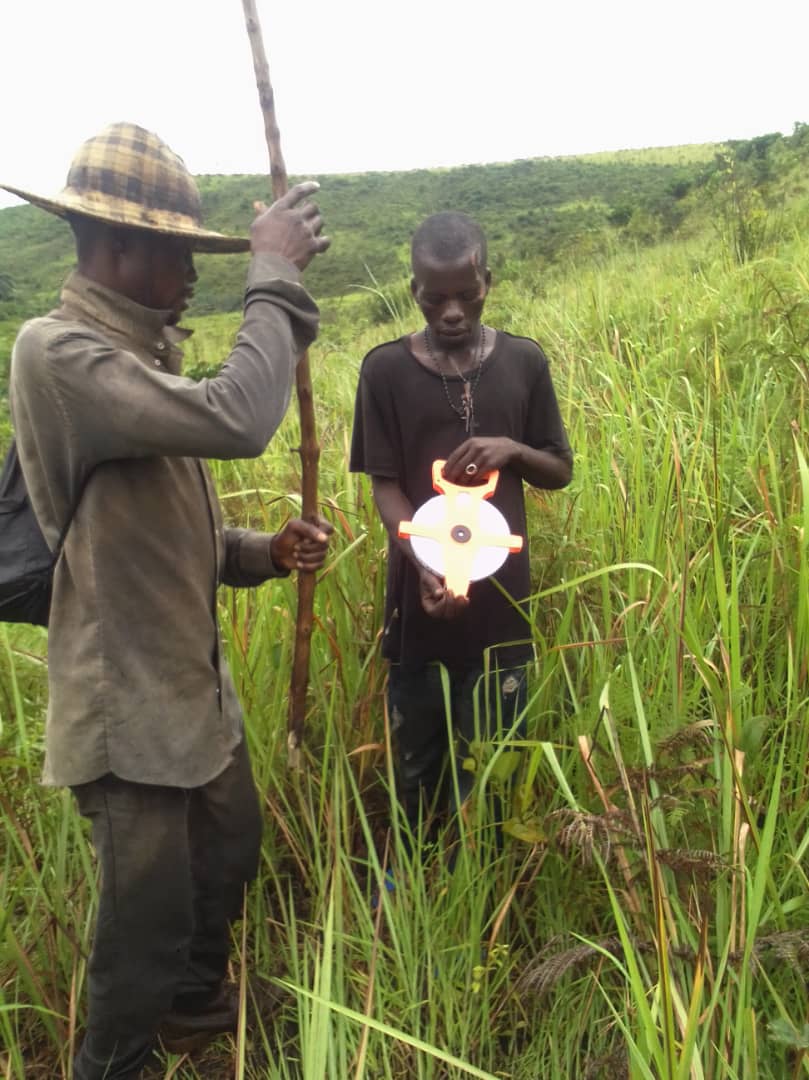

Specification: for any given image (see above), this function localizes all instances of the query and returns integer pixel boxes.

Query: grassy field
[2,192,809,1078]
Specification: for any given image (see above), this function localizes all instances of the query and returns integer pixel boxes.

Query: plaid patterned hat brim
[1,184,250,254]
[2,123,249,253]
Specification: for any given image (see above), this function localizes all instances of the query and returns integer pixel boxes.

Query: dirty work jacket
[9,255,318,789]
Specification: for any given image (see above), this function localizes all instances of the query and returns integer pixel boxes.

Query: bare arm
[442,436,573,489]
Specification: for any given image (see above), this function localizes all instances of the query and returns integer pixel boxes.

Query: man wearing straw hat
[4,123,332,1075]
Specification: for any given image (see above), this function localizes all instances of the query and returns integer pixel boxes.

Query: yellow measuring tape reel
[398,460,523,597]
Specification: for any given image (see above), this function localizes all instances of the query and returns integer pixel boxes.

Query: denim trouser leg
[71,739,261,1080]
[388,663,449,838]
[453,666,528,810]
[388,663,527,848]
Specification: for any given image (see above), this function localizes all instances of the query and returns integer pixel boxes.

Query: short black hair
[411,212,487,269]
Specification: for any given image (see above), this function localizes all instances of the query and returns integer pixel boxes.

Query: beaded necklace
[424,325,486,434]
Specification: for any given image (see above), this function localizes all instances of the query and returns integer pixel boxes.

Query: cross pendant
[461,382,473,433]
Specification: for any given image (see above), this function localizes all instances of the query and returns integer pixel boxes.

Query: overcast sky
[1,0,807,210]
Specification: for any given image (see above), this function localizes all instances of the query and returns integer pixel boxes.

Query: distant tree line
[1,124,807,327]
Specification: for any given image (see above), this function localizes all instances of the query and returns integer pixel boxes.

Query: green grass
[2,190,809,1078]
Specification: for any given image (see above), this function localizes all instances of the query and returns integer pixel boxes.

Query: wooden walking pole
[241,0,320,768]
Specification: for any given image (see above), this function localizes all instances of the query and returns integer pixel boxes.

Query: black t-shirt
[350,331,572,670]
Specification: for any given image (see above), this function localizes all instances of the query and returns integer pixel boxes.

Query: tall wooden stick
[242,0,320,768]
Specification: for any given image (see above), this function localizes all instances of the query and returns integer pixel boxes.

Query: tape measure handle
[431,460,499,500]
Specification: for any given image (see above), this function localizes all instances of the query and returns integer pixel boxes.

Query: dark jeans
[71,738,262,1080]
[387,662,527,846]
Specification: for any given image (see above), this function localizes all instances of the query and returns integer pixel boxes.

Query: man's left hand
[442,437,517,484]
[270,516,333,572]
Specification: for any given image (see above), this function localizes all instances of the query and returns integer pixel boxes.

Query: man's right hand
[419,567,469,619]
[250,181,330,270]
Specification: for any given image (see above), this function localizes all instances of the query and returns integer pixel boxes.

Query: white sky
[1,0,807,210]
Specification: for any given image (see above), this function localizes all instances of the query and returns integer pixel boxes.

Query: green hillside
[3,128,805,332]
[2,126,808,403]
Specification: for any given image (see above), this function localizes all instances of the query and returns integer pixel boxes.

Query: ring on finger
[465,463,478,476]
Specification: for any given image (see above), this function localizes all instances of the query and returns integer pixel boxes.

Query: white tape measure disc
[409,493,513,582]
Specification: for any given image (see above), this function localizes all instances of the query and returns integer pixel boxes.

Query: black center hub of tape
[451,524,472,544]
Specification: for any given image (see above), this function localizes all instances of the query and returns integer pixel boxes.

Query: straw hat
[2,123,250,254]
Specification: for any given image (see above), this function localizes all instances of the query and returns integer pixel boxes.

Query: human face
[121,232,197,324]
[411,249,491,352]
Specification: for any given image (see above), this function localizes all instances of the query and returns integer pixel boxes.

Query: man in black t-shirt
[350,212,572,851]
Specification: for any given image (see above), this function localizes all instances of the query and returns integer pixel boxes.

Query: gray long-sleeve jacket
[10,253,318,788]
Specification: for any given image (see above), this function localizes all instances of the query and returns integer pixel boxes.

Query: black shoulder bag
[0,440,85,627]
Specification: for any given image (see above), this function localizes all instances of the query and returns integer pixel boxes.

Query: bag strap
[7,434,93,561]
